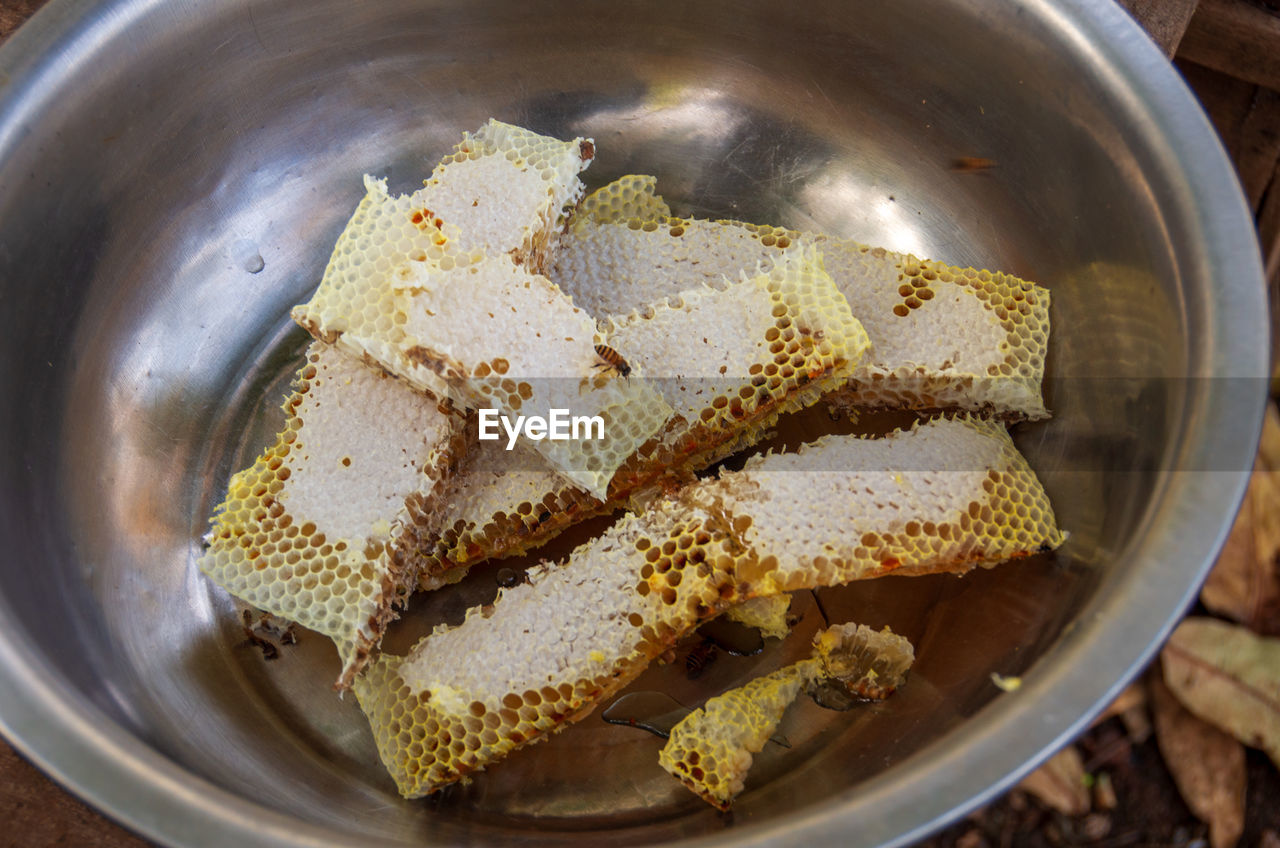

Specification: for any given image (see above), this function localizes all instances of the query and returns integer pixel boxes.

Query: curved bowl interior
[0,0,1267,845]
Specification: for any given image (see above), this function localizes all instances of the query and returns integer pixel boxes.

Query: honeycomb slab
[291,121,670,498]
[410,245,871,588]
[199,341,464,688]
[552,175,1049,420]
[354,415,1061,796]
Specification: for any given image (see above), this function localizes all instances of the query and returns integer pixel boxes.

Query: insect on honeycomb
[659,622,915,809]
[199,341,465,688]
[291,123,672,499]
[353,415,1061,797]
[407,244,871,588]
[551,175,1050,420]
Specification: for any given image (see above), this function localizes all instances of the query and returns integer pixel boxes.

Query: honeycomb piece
[409,246,870,587]
[724,595,792,640]
[353,497,752,797]
[354,416,1060,796]
[577,173,672,225]
[293,119,593,375]
[660,622,914,809]
[291,123,671,498]
[407,433,608,592]
[423,119,597,271]
[389,252,673,498]
[199,341,465,688]
[700,415,1064,594]
[551,176,1050,420]
[808,622,915,702]
[659,663,812,810]
[602,244,869,434]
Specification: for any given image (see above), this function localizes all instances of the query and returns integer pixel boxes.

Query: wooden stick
[1237,89,1280,212]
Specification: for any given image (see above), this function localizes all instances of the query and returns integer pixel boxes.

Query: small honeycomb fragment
[724,595,793,640]
[199,341,465,688]
[576,173,672,225]
[808,622,915,702]
[659,664,811,810]
[551,176,1050,420]
[659,623,914,809]
[354,416,1061,796]
[291,122,667,498]
[409,246,870,587]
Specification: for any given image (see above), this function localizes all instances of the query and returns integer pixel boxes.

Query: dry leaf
[1162,617,1280,769]
[1092,681,1147,726]
[1093,772,1117,811]
[1200,458,1280,637]
[1090,680,1151,743]
[1258,401,1280,473]
[1017,745,1090,816]
[1149,672,1246,848]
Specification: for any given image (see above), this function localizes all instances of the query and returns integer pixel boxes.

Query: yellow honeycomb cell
[659,622,914,809]
[354,415,1061,797]
[552,176,1050,420]
[577,173,673,225]
[199,341,464,688]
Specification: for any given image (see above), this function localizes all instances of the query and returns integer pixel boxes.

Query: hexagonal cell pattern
[354,416,1060,797]
[660,622,915,809]
[704,415,1064,594]
[199,341,464,688]
[290,121,669,498]
[659,663,811,810]
[576,173,672,225]
[551,175,1050,420]
[354,498,752,796]
[407,245,871,588]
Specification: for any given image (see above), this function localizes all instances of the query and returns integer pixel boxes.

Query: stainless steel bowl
[0,0,1267,845]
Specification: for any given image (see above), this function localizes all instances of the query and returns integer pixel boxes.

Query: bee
[594,343,632,379]
[240,610,281,660]
[495,567,529,589]
[950,156,997,173]
[685,640,719,679]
